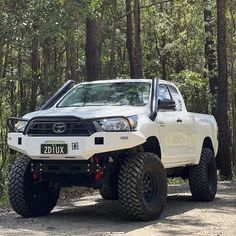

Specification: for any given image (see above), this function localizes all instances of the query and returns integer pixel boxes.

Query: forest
[0,0,235,198]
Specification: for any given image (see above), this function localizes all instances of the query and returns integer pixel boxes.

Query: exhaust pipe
[149,78,159,121]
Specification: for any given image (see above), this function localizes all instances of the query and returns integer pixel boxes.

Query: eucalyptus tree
[216,0,232,179]
[228,0,236,174]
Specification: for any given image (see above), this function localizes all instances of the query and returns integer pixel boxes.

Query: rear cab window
[167,85,183,111]
[159,84,171,100]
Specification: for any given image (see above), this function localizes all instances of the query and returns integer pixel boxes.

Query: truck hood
[23,106,148,120]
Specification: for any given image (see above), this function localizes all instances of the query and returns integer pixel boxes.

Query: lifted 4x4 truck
[7,79,218,221]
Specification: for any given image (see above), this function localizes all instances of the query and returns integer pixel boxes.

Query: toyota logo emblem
[53,123,66,134]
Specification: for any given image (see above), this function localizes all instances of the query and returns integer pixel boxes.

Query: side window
[159,84,171,100]
[168,85,183,111]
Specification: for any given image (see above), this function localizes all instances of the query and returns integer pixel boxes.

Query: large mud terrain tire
[118,152,167,221]
[99,185,118,200]
[8,156,60,217]
[189,148,217,201]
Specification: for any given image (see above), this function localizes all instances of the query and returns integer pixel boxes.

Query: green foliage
[0,0,235,202]
[0,188,9,208]
[170,70,211,113]
[167,177,187,185]
[141,1,206,78]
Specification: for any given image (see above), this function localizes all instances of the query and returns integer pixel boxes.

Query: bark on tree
[2,42,9,79]
[64,0,78,82]
[0,40,3,78]
[232,69,236,174]
[160,35,167,80]
[108,0,118,79]
[216,0,232,179]
[42,39,51,101]
[126,0,136,78]
[18,44,26,116]
[229,0,236,174]
[29,20,40,112]
[85,17,102,81]
[204,0,218,95]
[125,0,143,79]
[133,0,143,78]
[66,33,78,81]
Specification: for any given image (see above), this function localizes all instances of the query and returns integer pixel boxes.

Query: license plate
[41,144,68,154]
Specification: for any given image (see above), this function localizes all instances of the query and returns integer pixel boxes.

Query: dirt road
[0,181,235,236]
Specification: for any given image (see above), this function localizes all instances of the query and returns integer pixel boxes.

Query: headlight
[15,120,28,132]
[94,116,138,132]
[94,118,131,132]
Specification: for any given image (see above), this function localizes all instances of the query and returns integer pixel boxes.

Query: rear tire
[8,156,60,217]
[189,148,217,201]
[118,152,167,221]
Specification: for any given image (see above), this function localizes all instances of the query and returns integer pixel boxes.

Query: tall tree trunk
[108,0,118,79]
[64,0,78,82]
[204,0,218,95]
[53,45,58,76]
[65,40,70,81]
[133,0,143,78]
[66,33,78,81]
[29,20,40,112]
[0,39,3,78]
[85,17,102,81]
[229,0,236,174]
[2,42,9,78]
[126,0,136,78]
[18,45,26,116]
[42,39,51,101]
[232,62,236,174]
[216,0,232,179]
[69,38,77,81]
[160,36,167,80]
[10,69,17,116]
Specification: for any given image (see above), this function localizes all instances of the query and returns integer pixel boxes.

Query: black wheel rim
[142,171,159,204]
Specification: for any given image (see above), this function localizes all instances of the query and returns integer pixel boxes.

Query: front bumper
[8,131,146,160]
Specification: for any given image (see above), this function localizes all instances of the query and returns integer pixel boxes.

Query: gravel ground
[0,181,235,236]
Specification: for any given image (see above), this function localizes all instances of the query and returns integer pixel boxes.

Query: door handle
[159,121,165,127]
[177,118,182,123]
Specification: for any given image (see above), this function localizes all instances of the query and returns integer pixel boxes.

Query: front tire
[118,152,167,221]
[189,148,217,201]
[8,156,60,217]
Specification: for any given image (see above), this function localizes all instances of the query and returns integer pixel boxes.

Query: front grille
[25,117,96,136]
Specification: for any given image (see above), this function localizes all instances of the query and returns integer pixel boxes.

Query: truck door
[168,85,196,162]
[158,84,195,164]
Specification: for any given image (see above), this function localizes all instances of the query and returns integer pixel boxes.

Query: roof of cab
[80,78,175,86]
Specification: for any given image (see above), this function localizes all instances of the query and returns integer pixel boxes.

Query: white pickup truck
[7,79,218,221]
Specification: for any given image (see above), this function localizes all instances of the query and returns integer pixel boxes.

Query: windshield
[57,82,151,107]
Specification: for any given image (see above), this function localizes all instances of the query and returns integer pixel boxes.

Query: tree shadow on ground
[0,181,235,235]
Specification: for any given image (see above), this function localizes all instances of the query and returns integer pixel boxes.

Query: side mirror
[158,98,176,110]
